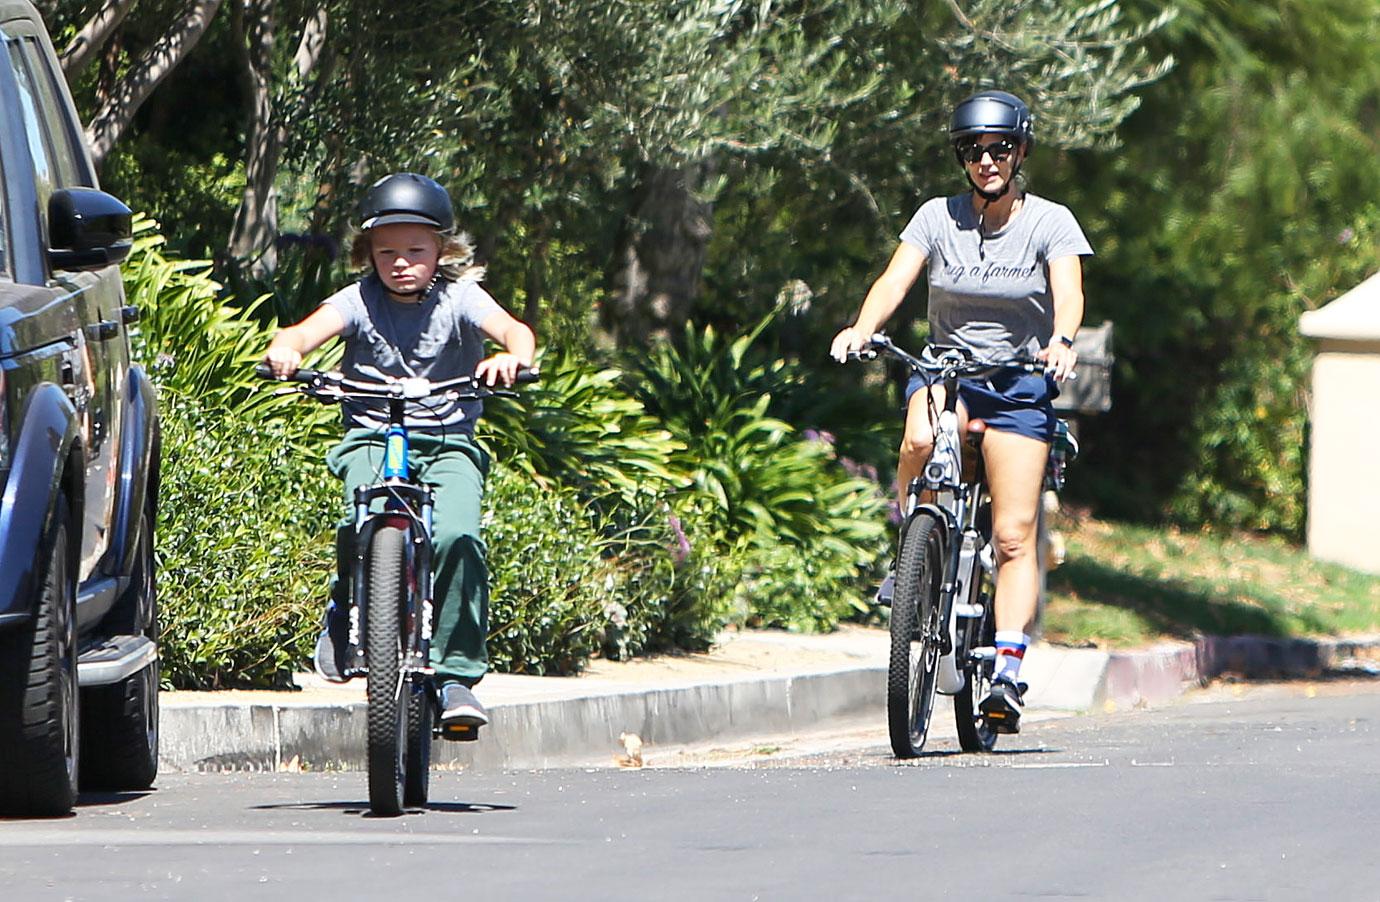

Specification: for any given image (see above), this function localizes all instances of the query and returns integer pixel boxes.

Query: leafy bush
[484,464,731,673]
[477,352,684,507]
[125,216,338,443]
[155,393,338,688]
[628,322,891,630]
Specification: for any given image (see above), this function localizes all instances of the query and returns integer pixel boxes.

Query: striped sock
[994,631,1029,683]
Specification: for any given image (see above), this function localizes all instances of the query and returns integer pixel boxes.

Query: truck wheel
[81,505,159,790]
[0,496,80,816]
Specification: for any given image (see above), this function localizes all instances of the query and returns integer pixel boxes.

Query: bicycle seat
[966,419,988,434]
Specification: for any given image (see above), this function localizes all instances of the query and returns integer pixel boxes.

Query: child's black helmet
[358,173,454,232]
[949,90,1035,150]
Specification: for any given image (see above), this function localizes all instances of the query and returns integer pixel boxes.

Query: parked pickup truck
[0,0,160,816]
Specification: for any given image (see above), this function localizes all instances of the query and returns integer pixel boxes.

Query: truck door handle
[85,320,119,341]
[120,305,140,324]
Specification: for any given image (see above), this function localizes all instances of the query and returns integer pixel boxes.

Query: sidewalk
[157,627,1380,774]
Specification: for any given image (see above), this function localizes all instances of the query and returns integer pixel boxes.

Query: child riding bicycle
[263,172,536,732]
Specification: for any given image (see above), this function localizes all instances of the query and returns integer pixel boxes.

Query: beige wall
[1307,340,1380,574]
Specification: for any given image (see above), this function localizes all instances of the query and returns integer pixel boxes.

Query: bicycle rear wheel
[404,680,433,807]
[887,511,945,758]
[953,569,998,752]
[365,524,409,817]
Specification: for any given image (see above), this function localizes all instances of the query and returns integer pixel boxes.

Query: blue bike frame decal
[384,425,408,480]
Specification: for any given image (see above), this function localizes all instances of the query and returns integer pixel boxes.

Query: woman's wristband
[1053,333,1075,349]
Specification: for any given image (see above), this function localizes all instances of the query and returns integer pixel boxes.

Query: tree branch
[61,0,138,78]
[83,0,224,169]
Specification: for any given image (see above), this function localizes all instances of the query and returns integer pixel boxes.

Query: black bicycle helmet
[949,90,1034,149]
[358,172,454,232]
[949,90,1034,203]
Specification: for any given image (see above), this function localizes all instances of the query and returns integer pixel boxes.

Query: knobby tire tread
[0,497,79,816]
[887,511,943,758]
[366,525,408,817]
[81,506,160,790]
[404,683,432,807]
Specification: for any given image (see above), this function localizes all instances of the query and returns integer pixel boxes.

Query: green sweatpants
[326,428,491,685]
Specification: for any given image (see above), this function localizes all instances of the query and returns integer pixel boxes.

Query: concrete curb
[155,633,1380,774]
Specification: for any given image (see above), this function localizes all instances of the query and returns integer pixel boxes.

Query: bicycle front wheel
[887,511,945,758]
[365,524,409,817]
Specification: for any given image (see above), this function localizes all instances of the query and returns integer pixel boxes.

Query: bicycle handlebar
[846,333,1071,380]
[254,363,541,402]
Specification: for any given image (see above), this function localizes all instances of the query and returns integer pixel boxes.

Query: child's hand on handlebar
[262,345,303,379]
[476,352,526,387]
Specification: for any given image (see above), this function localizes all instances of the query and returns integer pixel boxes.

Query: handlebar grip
[513,366,541,384]
[255,363,323,383]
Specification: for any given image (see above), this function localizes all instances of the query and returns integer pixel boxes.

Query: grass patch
[1043,516,1380,648]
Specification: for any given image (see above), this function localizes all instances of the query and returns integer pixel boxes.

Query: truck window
[6,38,55,214]
[12,37,83,188]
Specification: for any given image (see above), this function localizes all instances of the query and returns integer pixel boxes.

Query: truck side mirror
[48,187,133,272]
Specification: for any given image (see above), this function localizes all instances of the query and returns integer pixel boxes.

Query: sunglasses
[955,137,1017,164]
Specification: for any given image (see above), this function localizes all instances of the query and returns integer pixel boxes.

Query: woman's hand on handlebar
[1038,341,1078,382]
[830,326,869,364]
[475,352,527,387]
[262,343,303,380]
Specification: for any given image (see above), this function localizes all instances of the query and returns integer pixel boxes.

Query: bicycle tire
[953,566,998,752]
[887,511,945,758]
[365,524,409,817]
[403,681,433,807]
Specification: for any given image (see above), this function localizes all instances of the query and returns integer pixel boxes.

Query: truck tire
[0,495,80,816]
[81,505,159,791]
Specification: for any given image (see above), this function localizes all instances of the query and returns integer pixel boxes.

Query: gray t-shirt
[899,193,1093,361]
[323,274,502,434]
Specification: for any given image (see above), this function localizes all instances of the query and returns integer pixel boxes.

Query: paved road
[4,681,1378,901]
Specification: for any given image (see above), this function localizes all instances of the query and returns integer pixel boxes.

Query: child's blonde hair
[350,229,486,283]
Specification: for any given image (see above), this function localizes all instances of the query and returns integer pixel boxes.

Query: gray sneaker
[438,682,489,727]
[312,605,353,683]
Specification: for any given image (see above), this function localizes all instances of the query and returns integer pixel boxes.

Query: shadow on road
[251,800,517,817]
[78,789,156,808]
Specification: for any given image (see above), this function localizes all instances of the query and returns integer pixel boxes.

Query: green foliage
[155,392,338,689]
[124,216,338,445]
[628,321,891,630]
[484,464,731,673]
[476,353,684,508]
[1047,0,1380,534]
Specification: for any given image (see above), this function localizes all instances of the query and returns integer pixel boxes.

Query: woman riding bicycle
[829,90,1091,733]
[263,172,536,732]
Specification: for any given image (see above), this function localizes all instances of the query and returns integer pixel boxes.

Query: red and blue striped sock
[995,631,1029,683]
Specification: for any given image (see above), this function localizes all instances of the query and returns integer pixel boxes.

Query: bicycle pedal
[438,722,480,742]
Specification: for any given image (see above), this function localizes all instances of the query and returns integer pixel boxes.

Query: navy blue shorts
[904,370,1058,443]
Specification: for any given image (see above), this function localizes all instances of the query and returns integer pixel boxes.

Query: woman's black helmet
[949,90,1035,150]
[358,173,454,232]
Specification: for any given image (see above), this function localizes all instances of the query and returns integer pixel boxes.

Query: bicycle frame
[899,350,995,697]
[344,396,436,680]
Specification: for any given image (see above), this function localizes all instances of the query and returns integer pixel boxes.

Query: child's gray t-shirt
[899,193,1093,362]
[322,274,502,434]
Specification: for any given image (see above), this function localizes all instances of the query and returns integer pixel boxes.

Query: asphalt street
[3,681,1378,901]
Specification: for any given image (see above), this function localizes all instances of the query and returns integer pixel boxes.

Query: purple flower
[803,428,835,446]
[1338,227,1356,245]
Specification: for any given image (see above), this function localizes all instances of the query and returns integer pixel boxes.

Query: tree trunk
[604,161,716,345]
[226,4,330,283]
[84,0,224,169]
[226,0,278,282]
[60,0,137,78]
